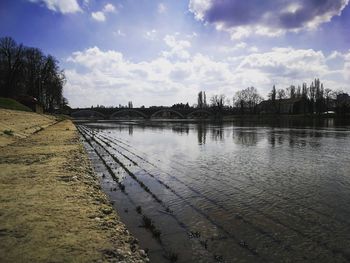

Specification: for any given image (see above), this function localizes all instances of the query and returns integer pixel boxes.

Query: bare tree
[233,87,263,114]
[23,47,44,99]
[0,37,24,97]
[296,85,301,98]
[277,89,286,100]
[276,88,286,114]
[324,88,334,113]
[286,85,296,99]
[210,94,226,111]
[268,85,276,102]
[197,91,204,108]
[197,91,208,108]
[233,90,245,114]
[41,55,66,111]
[0,37,67,111]
[302,83,308,99]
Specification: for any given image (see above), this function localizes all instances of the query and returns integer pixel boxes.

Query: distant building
[336,93,350,114]
[15,96,44,113]
[258,98,309,114]
[257,100,275,114]
[337,93,350,105]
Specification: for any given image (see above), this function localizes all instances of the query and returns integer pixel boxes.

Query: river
[77,118,350,263]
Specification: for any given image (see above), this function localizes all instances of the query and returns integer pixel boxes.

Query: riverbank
[0,110,148,262]
[222,113,350,127]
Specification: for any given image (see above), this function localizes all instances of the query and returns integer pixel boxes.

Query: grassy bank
[0,111,148,262]
[0,97,32,112]
[0,109,57,147]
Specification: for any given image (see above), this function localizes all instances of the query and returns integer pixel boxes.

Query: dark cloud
[190,0,348,34]
[205,0,275,26]
[278,0,346,29]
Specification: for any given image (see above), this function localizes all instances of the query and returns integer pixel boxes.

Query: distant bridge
[70,107,217,119]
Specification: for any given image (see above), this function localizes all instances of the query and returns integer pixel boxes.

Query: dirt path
[0,115,148,262]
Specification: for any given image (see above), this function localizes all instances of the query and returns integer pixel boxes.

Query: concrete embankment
[0,109,148,262]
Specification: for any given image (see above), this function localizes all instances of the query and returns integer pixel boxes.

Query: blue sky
[1,0,349,107]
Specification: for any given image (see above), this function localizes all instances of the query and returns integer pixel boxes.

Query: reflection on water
[78,118,350,263]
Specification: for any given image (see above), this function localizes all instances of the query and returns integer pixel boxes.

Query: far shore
[70,113,350,124]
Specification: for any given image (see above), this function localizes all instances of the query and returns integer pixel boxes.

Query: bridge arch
[110,109,148,119]
[187,109,213,118]
[71,110,106,119]
[151,109,185,119]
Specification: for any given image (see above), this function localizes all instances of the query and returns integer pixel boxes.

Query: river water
[77,119,350,263]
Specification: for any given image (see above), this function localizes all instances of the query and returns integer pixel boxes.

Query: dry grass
[0,109,57,147]
[0,116,147,262]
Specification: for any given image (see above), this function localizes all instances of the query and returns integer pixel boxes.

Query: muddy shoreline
[0,110,148,262]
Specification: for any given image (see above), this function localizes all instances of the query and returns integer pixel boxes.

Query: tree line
[267,79,345,114]
[193,79,348,115]
[194,87,264,113]
[0,36,67,112]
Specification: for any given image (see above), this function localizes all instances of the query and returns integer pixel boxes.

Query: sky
[1,0,350,107]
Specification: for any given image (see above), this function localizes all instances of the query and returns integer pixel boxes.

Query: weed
[239,240,248,247]
[141,215,162,242]
[142,216,153,229]
[164,251,178,262]
[200,239,208,250]
[189,231,201,239]
[3,130,14,136]
[165,207,173,214]
[152,229,161,239]
[36,127,44,133]
[214,254,224,262]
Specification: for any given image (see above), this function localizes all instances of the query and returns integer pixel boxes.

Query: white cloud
[158,3,167,14]
[83,0,89,7]
[218,42,247,53]
[103,3,116,13]
[186,32,198,39]
[91,3,116,22]
[249,46,259,53]
[344,51,350,80]
[162,35,191,60]
[91,11,105,22]
[29,0,81,14]
[65,46,349,107]
[238,47,328,77]
[188,0,211,20]
[144,29,158,40]
[114,29,126,37]
[327,51,344,61]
